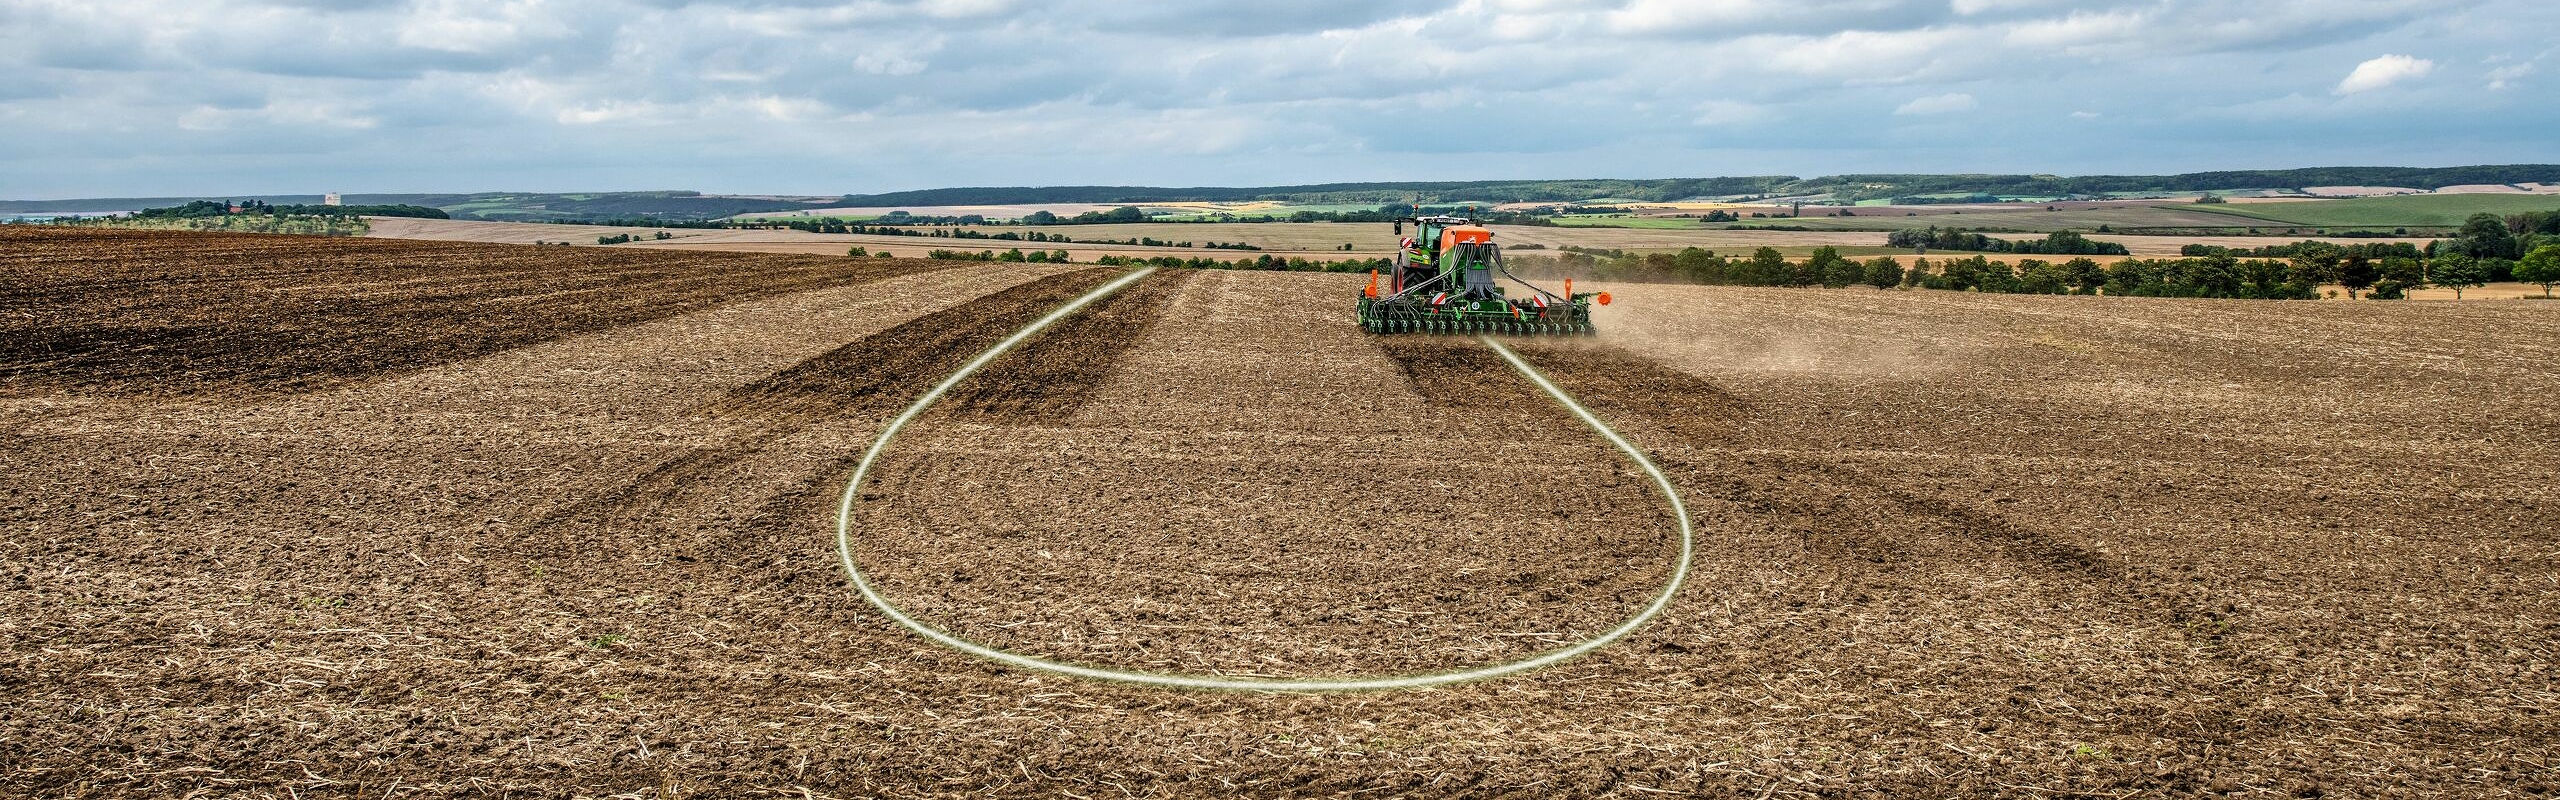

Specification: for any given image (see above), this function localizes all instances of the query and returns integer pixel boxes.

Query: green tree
[2337,254,2378,299]
[1972,258,2019,293]
[1673,247,1727,284]
[1863,256,1905,289]
[2016,259,2070,294]
[1940,256,1983,291]
[1747,247,1789,286]
[2515,245,2560,297]
[2430,253,2486,299]
[2287,242,2344,287]
[1808,246,1856,287]
[1642,251,1678,280]
[2063,257,2106,295]
[2453,212,2522,261]
[2379,256,2425,286]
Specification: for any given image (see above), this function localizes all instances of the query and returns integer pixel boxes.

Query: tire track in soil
[932,270,1196,423]
[724,270,1197,559]
[1383,335,2291,773]
[528,268,1185,567]
[1380,336,2238,645]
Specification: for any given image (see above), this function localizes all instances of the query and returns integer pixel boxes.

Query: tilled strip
[935,270,1195,423]
[1374,336,2193,621]
[0,227,940,397]
[1413,336,2268,677]
[713,267,1129,419]
[539,268,1157,565]
[698,269,1191,562]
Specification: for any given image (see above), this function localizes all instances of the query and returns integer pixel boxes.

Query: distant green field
[2182,193,2560,227]
[1153,203,1393,220]
[1707,205,2267,233]
[1551,216,1706,229]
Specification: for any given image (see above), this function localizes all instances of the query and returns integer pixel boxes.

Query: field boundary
[832,270,1696,692]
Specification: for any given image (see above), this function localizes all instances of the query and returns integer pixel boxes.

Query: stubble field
[3,227,2555,797]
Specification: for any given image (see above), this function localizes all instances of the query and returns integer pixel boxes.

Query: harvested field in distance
[365,215,2454,266]
[0,227,938,397]
[2094,233,2443,257]
[2177,191,2560,227]
[5,233,2558,796]
[367,216,1371,262]
[1709,204,2282,233]
[368,216,1914,261]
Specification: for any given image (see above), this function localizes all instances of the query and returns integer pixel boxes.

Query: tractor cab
[1365,213,1605,336]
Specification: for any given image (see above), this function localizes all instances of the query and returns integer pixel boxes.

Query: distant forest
[10,166,2556,222]
[835,165,2560,207]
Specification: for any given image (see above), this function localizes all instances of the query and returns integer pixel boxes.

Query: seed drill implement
[1356,215,1607,335]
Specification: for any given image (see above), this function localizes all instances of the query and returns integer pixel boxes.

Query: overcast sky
[2,0,2554,198]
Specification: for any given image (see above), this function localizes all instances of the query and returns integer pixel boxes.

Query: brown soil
[715,267,1133,419]
[846,272,1672,677]
[0,227,937,397]
[3,239,2556,797]
[934,269,1193,422]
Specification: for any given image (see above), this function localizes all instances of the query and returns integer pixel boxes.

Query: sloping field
[3,230,2556,797]
[2182,192,2560,228]
[0,227,940,396]
[366,216,1350,262]
[1712,205,2271,233]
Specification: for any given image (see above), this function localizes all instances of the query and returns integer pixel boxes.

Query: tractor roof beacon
[1356,215,1608,336]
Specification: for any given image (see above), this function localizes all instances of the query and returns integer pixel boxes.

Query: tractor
[1355,215,1606,335]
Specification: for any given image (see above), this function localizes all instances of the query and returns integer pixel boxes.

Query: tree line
[1884,228,2130,255]
[130,200,447,219]
[823,167,2559,208]
[1522,243,2555,300]
[896,238,2560,298]
[1017,204,1552,226]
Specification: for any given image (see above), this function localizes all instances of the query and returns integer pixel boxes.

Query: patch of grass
[586,634,627,649]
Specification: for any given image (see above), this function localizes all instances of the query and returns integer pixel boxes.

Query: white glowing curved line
[834,268,1693,692]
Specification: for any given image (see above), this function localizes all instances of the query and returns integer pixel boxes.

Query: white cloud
[177,98,379,131]
[1895,92,1978,115]
[1692,100,1771,127]
[2335,54,2434,94]
[2487,61,2534,90]
[4,0,2559,197]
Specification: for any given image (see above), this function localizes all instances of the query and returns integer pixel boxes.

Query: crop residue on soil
[0,226,938,397]
[4,250,2558,796]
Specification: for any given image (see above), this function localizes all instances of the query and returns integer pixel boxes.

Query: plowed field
[3,228,2555,798]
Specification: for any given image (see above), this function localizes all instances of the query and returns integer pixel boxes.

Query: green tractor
[1355,215,1606,335]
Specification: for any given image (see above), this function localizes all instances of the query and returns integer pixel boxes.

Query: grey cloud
[2,0,2554,197]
